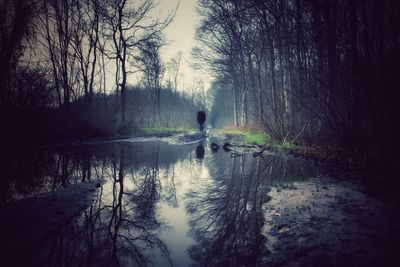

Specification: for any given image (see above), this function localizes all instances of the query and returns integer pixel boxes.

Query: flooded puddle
[0,140,398,266]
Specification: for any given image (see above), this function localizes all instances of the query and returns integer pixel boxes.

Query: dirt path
[262,176,400,266]
[0,179,104,266]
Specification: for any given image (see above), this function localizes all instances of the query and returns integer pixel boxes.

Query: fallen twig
[253,147,266,157]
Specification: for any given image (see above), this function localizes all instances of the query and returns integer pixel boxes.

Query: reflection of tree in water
[1,141,193,204]
[186,155,268,267]
[0,145,116,204]
[0,148,47,202]
[36,144,185,267]
[162,164,178,208]
[186,153,318,267]
[3,140,318,266]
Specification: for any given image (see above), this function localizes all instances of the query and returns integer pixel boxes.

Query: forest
[1,0,400,266]
[0,0,399,176]
[0,0,205,144]
[194,0,400,179]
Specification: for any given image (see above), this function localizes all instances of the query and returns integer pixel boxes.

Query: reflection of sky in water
[4,140,319,266]
[155,153,211,267]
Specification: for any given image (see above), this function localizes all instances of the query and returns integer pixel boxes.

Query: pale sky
[157,0,211,91]
[103,0,208,93]
[28,0,210,94]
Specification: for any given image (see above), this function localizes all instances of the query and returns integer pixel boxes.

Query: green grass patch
[244,131,269,145]
[217,129,269,145]
[217,128,298,149]
[272,140,297,151]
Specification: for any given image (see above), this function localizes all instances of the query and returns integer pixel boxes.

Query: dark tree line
[0,0,201,144]
[195,0,400,160]
[62,86,205,139]
[0,0,37,106]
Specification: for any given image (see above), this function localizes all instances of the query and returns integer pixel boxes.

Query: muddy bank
[262,177,400,266]
[0,179,105,266]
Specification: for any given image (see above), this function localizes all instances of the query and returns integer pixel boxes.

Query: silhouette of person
[197,110,206,133]
[196,141,205,160]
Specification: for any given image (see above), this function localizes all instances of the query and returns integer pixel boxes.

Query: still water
[0,139,318,266]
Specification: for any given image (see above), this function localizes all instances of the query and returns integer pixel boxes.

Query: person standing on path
[197,110,206,133]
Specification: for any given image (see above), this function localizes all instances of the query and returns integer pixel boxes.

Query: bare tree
[136,35,166,126]
[169,51,182,93]
[71,0,101,114]
[101,0,176,126]
[199,0,400,166]
[39,0,81,109]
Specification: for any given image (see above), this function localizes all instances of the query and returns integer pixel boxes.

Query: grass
[217,129,269,145]
[272,140,297,151]
[217,128,298,149]
[244,131,269,145]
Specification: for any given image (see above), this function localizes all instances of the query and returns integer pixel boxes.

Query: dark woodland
[197,0,400,176]
[0,0,399,266]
